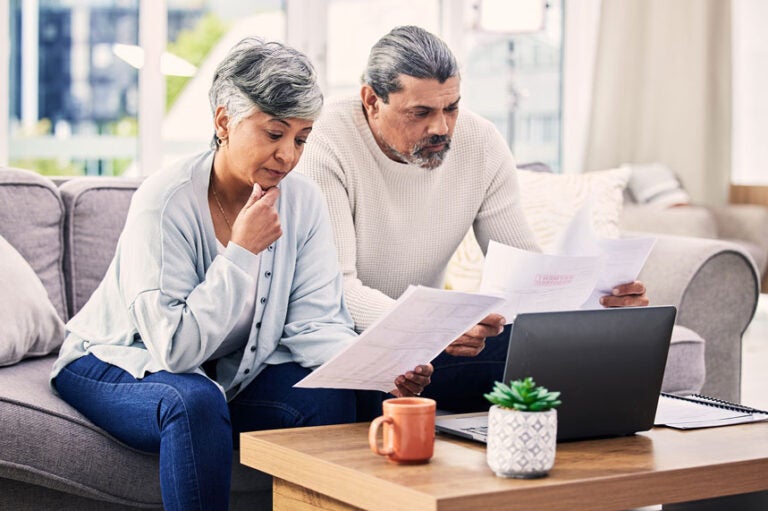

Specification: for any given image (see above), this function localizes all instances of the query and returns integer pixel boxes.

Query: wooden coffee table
[240,421,768,510]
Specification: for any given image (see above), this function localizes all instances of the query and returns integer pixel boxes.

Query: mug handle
[369,416,394,456]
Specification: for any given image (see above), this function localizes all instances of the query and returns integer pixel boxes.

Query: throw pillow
[444,167,631,291]
[622,162,691,208]
[0,234,65,366]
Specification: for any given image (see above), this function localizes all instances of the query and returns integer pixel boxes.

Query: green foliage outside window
[166,13,229,111]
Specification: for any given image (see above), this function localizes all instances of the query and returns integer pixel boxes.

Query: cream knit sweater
[296,95,540,331]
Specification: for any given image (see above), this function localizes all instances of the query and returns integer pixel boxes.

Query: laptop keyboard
[462,426,488,437]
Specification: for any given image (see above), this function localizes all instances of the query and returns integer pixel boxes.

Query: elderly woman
[50,38,432,510]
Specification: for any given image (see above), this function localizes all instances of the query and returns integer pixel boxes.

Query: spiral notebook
[654,393,768,429]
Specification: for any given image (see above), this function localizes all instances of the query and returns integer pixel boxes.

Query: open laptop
[435,306,676,442]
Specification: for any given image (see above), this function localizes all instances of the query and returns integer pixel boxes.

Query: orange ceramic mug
[368,397,436,464]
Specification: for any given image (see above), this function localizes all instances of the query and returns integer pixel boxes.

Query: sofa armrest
[620,204,718,238]
[631,233,759,402]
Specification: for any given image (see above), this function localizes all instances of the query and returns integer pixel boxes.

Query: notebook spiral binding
[661,392,768,415]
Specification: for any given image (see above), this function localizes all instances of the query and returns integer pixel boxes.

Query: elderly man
[296,25,647,411]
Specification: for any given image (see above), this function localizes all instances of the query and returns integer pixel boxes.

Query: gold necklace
[211,177,232,231]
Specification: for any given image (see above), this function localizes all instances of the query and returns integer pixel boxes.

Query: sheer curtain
[561,0,602,175]
[732,0,768,186]
[583,0,731,205]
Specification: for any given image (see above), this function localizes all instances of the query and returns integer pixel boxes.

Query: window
[9,0,142,176]
[3,0,564,175]
[461,0,563,170]
[4,0,285,176]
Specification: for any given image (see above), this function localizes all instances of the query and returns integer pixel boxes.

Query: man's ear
[213,105,230,140]
[360,85,381,118]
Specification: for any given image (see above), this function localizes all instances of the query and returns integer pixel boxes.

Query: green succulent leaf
[484,377,562,411]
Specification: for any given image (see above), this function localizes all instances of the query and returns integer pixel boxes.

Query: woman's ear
[360,85,380,119]
[213,106,230,141]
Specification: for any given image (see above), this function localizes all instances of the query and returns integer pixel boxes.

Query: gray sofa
[0,166,760,510]
[0,168,270,510]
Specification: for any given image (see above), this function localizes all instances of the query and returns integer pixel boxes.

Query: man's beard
[388,134,452,170]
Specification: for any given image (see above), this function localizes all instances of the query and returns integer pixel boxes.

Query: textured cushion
[443,228,485,292]
[516,167,631,253]
[59,178,142,316]
[445,167,630,291]
[0,235,65,366]
[0,168,67,319]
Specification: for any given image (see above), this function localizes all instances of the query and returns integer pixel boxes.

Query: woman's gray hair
[209,37,323,150]
[362,25,459,103]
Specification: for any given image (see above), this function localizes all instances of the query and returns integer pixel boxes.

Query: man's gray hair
[362,25,459,103]
[208,37,323,149]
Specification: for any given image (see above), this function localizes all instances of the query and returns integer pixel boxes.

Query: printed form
[479,201,656,322]
[479,241,601,321]
[295,286,505,392]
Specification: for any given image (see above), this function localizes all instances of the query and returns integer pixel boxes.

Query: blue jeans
[422,325,511,412]
[53,354,383,511]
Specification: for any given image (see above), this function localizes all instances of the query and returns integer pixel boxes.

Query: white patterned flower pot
[486,405,557,479]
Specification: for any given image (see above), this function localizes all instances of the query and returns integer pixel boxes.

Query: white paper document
[580,236,656,309]
[295,286,505,392]
[479,201,656,321]
[479,241,601,321]
[556,201,656,309]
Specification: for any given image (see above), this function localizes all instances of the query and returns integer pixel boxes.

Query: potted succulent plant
[484,377,562,478]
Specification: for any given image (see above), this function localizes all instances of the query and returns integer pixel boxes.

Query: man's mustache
[414,134,451,152]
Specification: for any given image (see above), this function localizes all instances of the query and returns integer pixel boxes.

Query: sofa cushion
[0,168,67,320]
[0,235,65,366]
[59,178,142,316]
[620,204,719,238]
[0,355,163,507]
[0,355,272,507]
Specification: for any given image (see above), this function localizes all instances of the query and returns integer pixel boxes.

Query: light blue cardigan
[51,151,357,399]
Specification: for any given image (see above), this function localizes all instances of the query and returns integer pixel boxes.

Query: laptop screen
[505,306,676,440]
[436,306,676,442]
